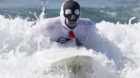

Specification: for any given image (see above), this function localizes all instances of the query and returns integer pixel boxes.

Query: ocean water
[0,6,140,23]
[0,2,140,78]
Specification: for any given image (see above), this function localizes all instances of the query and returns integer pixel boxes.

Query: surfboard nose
[46,55,95,78]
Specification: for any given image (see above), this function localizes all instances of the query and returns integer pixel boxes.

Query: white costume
[35,0,95,46]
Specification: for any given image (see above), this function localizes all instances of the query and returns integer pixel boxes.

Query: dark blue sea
[0,6,139,24]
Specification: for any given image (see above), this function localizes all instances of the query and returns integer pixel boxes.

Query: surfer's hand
[57,37,70,44]
[75,38,83,47]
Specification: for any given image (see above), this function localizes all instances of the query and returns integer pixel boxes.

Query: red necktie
[68,31,75,39]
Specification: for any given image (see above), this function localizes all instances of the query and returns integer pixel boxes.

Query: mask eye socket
[65,9,72,15]
[75,9,80,15]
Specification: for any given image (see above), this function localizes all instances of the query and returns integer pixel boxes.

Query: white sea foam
[0,14,140,78]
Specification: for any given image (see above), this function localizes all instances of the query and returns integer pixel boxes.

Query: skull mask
[63,0,80,29]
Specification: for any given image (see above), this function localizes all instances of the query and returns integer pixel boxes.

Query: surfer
[35,0,95,47]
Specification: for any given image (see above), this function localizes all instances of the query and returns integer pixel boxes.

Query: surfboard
[47,55,95,78]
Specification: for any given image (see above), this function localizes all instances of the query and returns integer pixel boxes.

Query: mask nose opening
[71,15,75,20]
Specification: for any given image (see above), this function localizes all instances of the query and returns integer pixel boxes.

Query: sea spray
[0,8,140,78]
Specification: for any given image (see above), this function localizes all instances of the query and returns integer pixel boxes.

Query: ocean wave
[0,11,140,78]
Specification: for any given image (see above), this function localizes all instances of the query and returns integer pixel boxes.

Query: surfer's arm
[83,19,96,46]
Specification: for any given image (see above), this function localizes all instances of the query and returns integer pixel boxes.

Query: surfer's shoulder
[44,17,61,31]
[78,18,95,27]
[44,16,61,26]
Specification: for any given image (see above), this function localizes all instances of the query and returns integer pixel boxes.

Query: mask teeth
[69,22,76,24]
[65,19,77,29]
[66,19,77,26]
[69,23,76,26]
[68,22,76,27]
